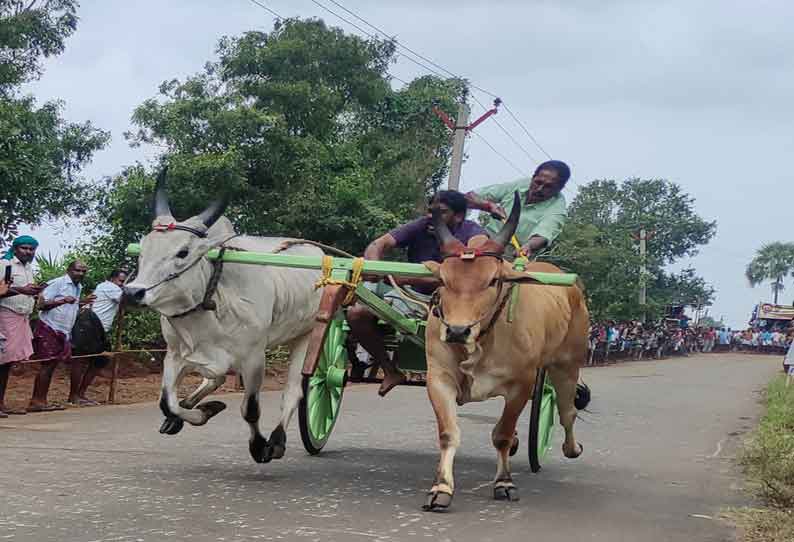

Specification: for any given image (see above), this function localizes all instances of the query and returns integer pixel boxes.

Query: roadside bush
[741,376,794,508]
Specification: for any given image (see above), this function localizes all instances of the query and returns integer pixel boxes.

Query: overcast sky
[23,0,794,328]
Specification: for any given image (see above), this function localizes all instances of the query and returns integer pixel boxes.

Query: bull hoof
[563,441,583,459]
[249,433,273,464]
[159,416,184,435]
[422,490,453,512]
[575,383,591,410]
[196,400,227,424]
[509,435,520,457]
[494,484,520,502]
[268,424,287,460]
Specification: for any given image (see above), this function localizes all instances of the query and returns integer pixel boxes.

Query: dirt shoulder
[2,357,287,411]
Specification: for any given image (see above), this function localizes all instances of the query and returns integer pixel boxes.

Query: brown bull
[421,192,589,511]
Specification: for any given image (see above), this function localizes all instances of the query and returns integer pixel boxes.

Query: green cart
[127,244,575,472]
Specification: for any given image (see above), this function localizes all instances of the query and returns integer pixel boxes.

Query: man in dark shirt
[346,190,486,396]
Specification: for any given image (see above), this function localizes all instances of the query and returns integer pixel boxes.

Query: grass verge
[727,375,794,542]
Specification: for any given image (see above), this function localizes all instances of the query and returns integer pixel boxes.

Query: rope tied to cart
[314,255,365,306]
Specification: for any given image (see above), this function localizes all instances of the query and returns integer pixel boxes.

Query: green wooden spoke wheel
[528,368,556,473]
[299,314,349,455]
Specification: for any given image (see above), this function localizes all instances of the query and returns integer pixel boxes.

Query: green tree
[100,18,463,256]
[548,178,716,321]
[0,0,109,243]
[746,242,794,305]
[0,0,78,91]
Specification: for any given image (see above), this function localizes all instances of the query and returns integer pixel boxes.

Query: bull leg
[268,334,311,461]
[239,358,274,464]
[548,365,583,459]
[492,387,530,502]
[422,372,460,512]
[179,374,227,410]
[159,355,226,435]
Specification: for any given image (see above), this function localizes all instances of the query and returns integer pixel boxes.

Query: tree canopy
[745,242,794,305]
[548,178,716,321]
[0,0,108,243]
[94,18,465,260]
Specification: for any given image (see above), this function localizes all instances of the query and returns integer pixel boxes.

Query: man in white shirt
[29,260,95,412]
[0,236,45,417]
[70,269,127,405]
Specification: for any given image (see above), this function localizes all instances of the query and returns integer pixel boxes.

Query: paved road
[0,353,780,542]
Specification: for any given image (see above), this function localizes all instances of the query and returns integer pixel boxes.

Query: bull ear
[153,167,173,220]
[491,191,521,248]
[196,192,230,229]
[424,261,442,278]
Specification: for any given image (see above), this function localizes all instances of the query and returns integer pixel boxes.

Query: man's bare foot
[378,370,406,397]
[27,402,65,412]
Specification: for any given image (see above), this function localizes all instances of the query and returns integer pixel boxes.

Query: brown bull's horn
[196,191,230,229]
[491,191,522,248]
[154,166,173,219]
[431,206,457,247]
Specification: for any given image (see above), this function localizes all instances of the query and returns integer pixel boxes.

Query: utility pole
[433,99,500,191]
[447,103,470,191]
[639,228,647,310]
[638,228,649,323]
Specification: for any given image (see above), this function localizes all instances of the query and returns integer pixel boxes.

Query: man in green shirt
[465,160,570,257]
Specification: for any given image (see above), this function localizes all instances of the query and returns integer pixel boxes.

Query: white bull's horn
[491,191,521,249]
[154,166,173,219]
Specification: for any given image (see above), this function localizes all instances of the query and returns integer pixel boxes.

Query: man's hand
[0,280,8,297]
[487,202,507,220]
[15,283,45,296]
[61,296,77,305]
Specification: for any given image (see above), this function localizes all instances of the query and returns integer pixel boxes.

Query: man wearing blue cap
[0,236,46,417]
[465,160,571,258]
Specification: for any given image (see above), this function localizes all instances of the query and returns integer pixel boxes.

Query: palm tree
[746,242,794,304]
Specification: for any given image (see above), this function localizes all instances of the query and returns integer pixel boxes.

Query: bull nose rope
[314,255,365,306]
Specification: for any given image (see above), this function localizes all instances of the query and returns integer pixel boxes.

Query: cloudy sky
[24,0,794,327]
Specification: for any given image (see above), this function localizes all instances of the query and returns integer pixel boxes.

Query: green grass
[741,376,794,508]
[729,375,794,542]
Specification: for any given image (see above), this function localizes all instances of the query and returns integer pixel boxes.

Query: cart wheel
[299,315,348,455]
[528,368,556,473]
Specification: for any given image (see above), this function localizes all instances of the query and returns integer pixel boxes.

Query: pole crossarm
[125,244,578,286]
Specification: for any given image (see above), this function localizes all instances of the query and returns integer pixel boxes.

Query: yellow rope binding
[314,255,365,306]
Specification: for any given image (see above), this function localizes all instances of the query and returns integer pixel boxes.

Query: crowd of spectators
[588,319,794,365]
[0,235,126,417]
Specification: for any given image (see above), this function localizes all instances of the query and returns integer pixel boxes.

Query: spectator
[70,269,128,405]
[28,260,95,412]
[0,236,45,417]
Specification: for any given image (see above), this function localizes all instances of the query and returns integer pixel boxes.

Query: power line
[472,131,528,179]
[322,0,501,101]
[246,0,556,185]
[314,0,551,165]
[470,94,537,166]
[503,103,553,160]
[246,0,410,85]
[247,0,283,19]
[306,0,450,84]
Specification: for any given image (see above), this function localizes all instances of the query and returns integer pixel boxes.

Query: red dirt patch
[2,356,288,412]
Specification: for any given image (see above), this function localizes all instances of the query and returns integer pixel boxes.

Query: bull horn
[154,167,173,219]
[196,191,230,229]
[491,191,522,248]
[431,205,457,247]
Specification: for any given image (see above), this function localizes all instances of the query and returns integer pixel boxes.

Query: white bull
[124,170,322,463]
